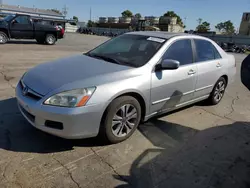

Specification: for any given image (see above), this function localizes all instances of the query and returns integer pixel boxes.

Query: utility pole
[90,7,92,21]
[62,5,68,19]
[184,17,187,26]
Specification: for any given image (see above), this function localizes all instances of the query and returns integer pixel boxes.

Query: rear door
[193,39,225,99]
[10,15,33,39]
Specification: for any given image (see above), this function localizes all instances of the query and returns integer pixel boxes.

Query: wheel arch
[100,90,148,125]
[221,75,228,86]
[0,28,9,38]
[45,32,58,39]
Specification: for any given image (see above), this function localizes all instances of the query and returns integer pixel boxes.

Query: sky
[5,0,250,30]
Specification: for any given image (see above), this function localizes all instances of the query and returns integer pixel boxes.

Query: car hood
[23,55,132,96]
[0,20,7,26]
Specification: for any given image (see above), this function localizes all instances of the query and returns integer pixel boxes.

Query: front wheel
[0,31,8,44]
[45,34,56,45]
[207,77,227,105]
[100,96,141,144]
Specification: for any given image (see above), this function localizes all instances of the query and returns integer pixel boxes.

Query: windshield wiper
[88,53,122,65]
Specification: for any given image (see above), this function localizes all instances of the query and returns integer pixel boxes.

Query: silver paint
[16,32,236,139]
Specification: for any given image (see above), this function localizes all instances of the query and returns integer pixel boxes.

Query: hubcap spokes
[48,36,54,44]
[111,104,137,137]
[0,34,6,43]
[214,81,225,102]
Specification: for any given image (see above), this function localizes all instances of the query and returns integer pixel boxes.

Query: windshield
[4,15,15,22]
[86,34,166,67]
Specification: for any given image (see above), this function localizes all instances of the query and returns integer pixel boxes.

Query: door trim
[195,84,213,92]
[152,90,195,105]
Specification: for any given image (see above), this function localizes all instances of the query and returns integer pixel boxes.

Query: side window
[213,46,222,59]
[163,39,193,66]
[14,16,30,24]
[194,39,217,62]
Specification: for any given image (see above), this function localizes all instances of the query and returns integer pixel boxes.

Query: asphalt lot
[0,33,249,188]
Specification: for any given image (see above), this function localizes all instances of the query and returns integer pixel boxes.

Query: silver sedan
[16,31,236,143]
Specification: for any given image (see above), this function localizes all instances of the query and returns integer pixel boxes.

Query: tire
[100,96,141,144]
[0,31,8,44]
[45,34,56,45]
[207,77,227,105]
[36,38,45,44]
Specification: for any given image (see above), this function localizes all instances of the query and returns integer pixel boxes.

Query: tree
[163,11,184,27]
[215,20,235,34]
[87,20,96,27]
[196,20,211,32]
[49,9,62,14]
[197,18,202,25]
[121,10,133,18]
[134,13,142,19]
[73,16,79,23]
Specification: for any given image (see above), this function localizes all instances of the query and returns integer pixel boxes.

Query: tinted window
[14,16,30,24]
[88,34,165,67]
[213,46,222,59]
[194,39,220,62]
[163,39,193,66]
[4,15,15,22]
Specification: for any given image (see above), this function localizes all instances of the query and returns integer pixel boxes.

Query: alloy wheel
[111,104,138,137]
[47,35,55,44]
[213,81,225,102]
[0,33,7,44]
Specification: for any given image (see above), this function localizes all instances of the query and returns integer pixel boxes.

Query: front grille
[19,105,35,123]
[20,80,43,100]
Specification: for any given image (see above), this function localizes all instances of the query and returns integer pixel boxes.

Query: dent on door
[150,64,197,114]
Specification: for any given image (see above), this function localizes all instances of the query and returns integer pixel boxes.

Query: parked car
[16,32,236,144]
[0,14,64,45]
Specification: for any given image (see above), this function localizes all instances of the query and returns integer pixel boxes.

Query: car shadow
[114,120,250,188]
[0,98,106,154]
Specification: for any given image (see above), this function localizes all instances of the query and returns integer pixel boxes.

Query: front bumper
[15,82,105,139]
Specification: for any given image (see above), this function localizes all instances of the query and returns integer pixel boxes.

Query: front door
[150,39,197,114]
[10,15,33,39]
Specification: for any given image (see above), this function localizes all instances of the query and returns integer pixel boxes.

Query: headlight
[44,87,96,107]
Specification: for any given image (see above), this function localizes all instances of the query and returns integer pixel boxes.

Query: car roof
[126,31,207,40]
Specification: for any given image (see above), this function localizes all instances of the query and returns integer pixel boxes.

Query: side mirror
[156,59,180,70]
[11,20,17,24]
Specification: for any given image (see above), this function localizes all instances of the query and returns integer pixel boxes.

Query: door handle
[188,69,196,75]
